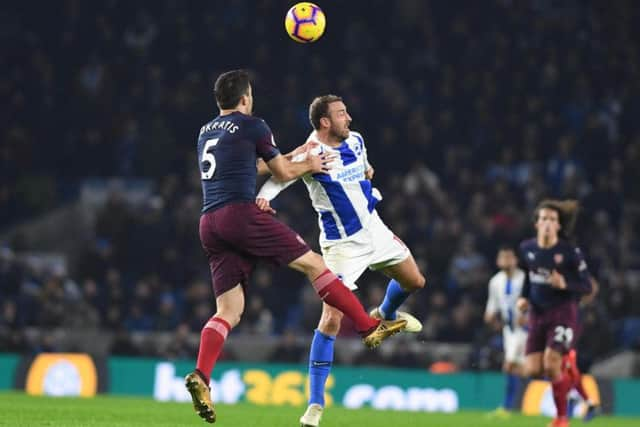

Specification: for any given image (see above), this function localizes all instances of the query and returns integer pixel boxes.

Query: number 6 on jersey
[201,138,219,179]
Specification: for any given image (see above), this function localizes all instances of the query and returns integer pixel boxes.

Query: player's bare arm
[257,158,270,175]
[266,145,334,181]
[257,141,320,175]
[548,270,568,290]
[365,166,374,180]
[484,311,502,331]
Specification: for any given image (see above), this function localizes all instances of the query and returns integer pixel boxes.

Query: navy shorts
[525,299,578,355]
[199,202,311,297]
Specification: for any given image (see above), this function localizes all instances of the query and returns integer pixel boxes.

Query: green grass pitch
[1,392,638,427]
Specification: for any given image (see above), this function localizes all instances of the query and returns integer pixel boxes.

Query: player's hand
[306,145,336,174]
[255,197,276,215]
[287,140,319,160]
[549,270,567,289]
[517,313,528,327]
[365,166,375,180]
[516,297,529,313]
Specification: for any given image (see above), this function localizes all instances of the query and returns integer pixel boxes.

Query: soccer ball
[285,2,326,43]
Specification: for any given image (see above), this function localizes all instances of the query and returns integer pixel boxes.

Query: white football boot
[300,403,323,427]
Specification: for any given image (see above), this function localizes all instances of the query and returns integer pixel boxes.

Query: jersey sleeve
[484,278,500,317]
[518,244,531,299]
[252,119,281,162]
[353,131,371,169]
[257,176,299,201]
[565,246,593,294]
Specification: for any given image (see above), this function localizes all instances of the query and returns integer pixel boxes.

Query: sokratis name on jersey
[199,120,239,136]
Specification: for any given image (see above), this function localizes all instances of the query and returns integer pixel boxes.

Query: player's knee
[542,365,558,380]
[215,310,242,328]
[412,273,426,290]
[524,362,542,378]
[295,251,326,276]
[318,310,343,335]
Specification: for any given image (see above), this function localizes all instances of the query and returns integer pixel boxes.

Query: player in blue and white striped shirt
[484,245,527,417]
[257,95,426,427]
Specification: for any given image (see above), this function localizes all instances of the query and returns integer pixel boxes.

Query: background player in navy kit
[516,200,594,427]
[184,70,406,424]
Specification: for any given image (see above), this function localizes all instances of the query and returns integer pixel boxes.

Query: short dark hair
[497,244,517,255]
[534,199,579,238]
[214,69,251,109]
[309,94,343,130]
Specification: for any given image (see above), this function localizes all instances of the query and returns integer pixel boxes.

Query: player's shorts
[503,326,527,365]
[199,201,311,297]
[525,299,578,355]
[320,211,411,290]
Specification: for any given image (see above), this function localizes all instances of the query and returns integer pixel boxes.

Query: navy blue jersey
[197,112,280,212]
[519,238,592,312]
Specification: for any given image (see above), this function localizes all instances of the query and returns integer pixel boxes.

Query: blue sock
[379,279,411,320]
[503,374,519,410]
[308,329,335,406]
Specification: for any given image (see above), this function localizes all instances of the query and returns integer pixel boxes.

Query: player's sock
[551,374,572,419]
[312,269,378,334]
[503,374,519,410]
[195,316,231,384]
[378,279,411,320]
[573,373,589,401]
[308,329,335,407]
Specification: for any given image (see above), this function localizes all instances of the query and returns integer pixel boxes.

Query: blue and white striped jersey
[257,130,381,247]
[485,269,527,332]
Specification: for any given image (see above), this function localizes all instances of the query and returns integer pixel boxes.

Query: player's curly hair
[214,69,251,109]
[309,94,343,130]
[534,199,579,238]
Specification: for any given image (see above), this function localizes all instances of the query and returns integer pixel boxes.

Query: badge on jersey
[554,253,564,264]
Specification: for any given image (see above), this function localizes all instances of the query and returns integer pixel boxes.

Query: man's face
[325,101,352,140]
[496,249,517,271]
[535,208,561,239]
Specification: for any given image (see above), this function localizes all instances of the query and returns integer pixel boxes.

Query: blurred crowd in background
[2,0,640,371]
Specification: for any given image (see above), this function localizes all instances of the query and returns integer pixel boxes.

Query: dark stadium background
[1,0,639,376]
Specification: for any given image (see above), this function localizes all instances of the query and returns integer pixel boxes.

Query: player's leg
[502,361,521,411]
[289,250,406,347]
[500,329,525,412]
[544,346,572,427]
[375,254,425,331]
[544,307,579,427]
[524,352,544,377]
[367,217,425,329]
[186,210,251,423]
[186,284,245,424]
[523,308,545,378]
[563,349,598,421]
[300,303,342,427]
[227,205,406,347]
[195,283,244,382]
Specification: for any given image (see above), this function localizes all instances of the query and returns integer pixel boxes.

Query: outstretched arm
[257,141,319,176]
[257,176,299,201]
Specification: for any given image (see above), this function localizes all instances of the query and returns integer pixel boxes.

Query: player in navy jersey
[184,70,407,424]
[516,200,596,427]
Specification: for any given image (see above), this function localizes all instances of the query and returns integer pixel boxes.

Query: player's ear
[320,116,330,129]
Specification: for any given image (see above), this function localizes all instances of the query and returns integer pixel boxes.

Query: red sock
[551,374,572,418]
[312,269,378,335]
[196,316,231,383]
[573,374,589,401]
